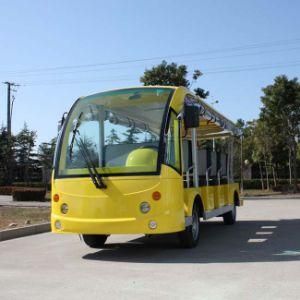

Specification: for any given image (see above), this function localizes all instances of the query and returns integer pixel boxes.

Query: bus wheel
[178,202,200,248]
[223,205,236,225]
[82,234,108,248]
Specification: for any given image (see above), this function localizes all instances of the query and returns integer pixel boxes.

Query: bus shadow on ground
[82,219,300,264]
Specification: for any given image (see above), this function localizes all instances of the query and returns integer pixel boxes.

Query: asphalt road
[1,196,300,300]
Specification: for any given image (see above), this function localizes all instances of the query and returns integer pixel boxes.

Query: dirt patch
[0,206,50,230]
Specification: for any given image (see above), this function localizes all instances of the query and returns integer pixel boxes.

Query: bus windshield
[56,87,174,177]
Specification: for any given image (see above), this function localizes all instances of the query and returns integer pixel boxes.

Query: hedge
[13,182,51,190]
[239,179,300,190]
[12,188,46,202]
[0,183,51,195]
[0,186,14,195]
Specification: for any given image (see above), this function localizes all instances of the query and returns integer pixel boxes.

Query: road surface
[0,196,300,300]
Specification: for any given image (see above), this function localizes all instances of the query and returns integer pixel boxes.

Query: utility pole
[3,82,19,136]
[3,81,19,185]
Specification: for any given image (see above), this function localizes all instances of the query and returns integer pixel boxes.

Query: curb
[0,223,51,242]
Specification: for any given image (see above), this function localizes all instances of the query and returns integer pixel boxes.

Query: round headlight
[140,202,151,214]
[61,203,69,214]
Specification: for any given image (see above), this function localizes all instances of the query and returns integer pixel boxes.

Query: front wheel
[178,202,200,248]
[82,234,109,248]
[223,205,236,225]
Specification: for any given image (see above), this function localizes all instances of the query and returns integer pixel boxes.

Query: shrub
[0,186,14,195]
[238,179,300,190]
[0,183,51,196]
[12,188,46,202]
[13,182,51,190]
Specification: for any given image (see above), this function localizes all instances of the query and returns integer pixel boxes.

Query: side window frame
[164,109,182,174]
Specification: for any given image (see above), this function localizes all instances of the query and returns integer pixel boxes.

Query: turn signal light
[152,191,161,201]
[53,194,60,202]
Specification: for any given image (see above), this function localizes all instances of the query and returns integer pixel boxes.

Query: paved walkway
[1,196,300,300]
[0,195,50,207]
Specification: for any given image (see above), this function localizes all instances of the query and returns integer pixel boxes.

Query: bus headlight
[61,203,69,214]
[140,202,150,214]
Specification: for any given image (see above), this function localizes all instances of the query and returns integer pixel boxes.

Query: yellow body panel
[52,165,185,234]
[52,164,239,235]
[183,183,239,216]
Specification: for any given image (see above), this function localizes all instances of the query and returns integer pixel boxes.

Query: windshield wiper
[75,135,107,189]
[69,112,106,189]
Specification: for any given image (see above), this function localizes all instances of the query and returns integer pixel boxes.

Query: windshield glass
[56,87,174,176]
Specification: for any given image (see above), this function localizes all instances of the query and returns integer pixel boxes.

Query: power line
[204,61,300,74]
[2,37,300,75]
[21,60,300,86]
[4,46,300,79]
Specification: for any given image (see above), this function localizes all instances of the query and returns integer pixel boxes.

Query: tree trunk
[292,142,298,193]
[288,148,292,185]
[259,162,264,190]
[272,165,277,187]
[264,159,270,191]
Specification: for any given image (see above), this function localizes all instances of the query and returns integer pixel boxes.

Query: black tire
[82,234,108,248]
[178,202,200,248]
[223,205,236,225]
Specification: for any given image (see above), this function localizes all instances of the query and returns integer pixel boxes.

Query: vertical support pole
[191,128,199,187]
[227,138,230,183]
[228,137,234,183]
[240,135,243,193]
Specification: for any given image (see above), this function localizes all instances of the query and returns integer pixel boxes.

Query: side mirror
[58,112,68,132]
[184,103,200,129]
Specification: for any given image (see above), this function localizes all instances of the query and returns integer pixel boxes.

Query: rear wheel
[223,205,236,225]
[82,234,108,248]
[178,202,200,248]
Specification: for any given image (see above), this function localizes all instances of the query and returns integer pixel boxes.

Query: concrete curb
[0,223,51,242]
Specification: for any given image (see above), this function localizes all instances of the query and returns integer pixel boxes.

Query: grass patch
[0,206,50,230]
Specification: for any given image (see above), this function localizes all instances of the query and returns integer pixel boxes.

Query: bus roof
[169,86,241,138]
[83,86,240,138]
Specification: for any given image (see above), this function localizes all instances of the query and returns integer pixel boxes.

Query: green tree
[38,138,56,169]
[252,119,274,190]
[260,75,300,191]
[140,60,209,98]
[38,138,56,188]
[236,119,256,166]
[0,126,15,185]
[105,129,121,145]
[14,123,37,183]
[123,127,140,144]
[233,119,256,184]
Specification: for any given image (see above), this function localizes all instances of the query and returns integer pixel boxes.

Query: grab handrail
[217,167,222,185]
[185,165,194,188]
[206,166,212,186]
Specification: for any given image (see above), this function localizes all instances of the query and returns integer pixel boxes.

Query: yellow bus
[51,86,242,248]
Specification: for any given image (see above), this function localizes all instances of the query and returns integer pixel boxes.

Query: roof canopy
[184,94,241,139]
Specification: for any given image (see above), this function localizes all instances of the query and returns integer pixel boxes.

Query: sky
[0,0,300,145]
